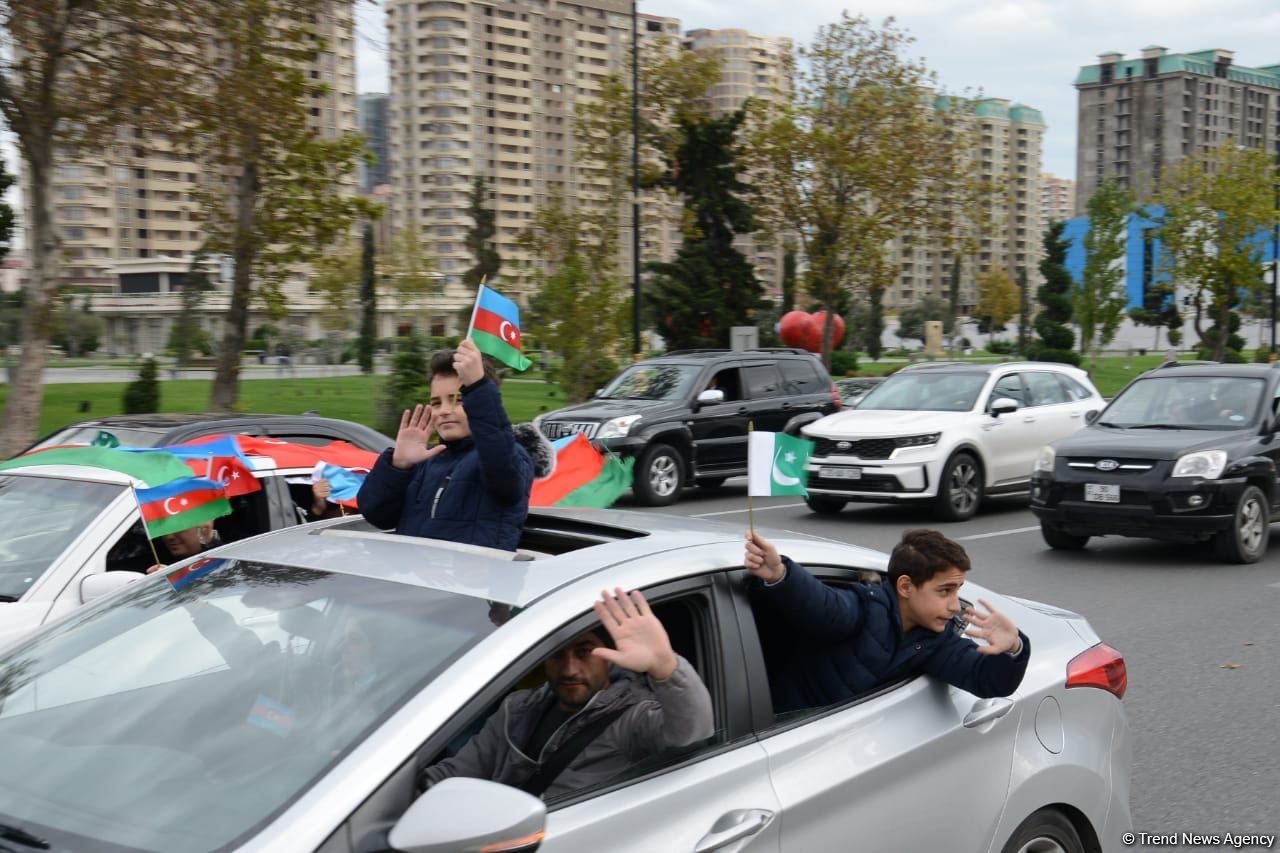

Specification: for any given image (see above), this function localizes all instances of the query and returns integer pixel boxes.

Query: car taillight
[830,382,843,409]
[1066,643,1127,699]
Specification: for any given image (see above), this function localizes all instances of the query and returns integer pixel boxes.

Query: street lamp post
[631,0,642,358]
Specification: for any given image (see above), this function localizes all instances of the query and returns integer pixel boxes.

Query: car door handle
[737,407,748,416]
[694,809,775,853]
[1069,411,1083,418]
[963,697,1015,728]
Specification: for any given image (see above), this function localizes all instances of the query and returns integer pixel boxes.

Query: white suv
[801,361,1104,520]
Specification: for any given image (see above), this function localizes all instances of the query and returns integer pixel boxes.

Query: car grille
[812,437,898,460]
[1064,457,1157,473]
[809,472,911,493]
[541,421,600,440]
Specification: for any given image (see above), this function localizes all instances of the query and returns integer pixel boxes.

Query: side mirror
[1085,410,1100,425]
[80,571,143,604]
[696,388,725,405]
[388,778,546,853]
[989,397,1018,417]
[593,388,603,398]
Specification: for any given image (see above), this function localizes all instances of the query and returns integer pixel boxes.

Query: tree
[1077,181,1133,370]
[974,268,1019,339]
[358,222,377,374]
[177,1,375,411]
[308,237,361,364]
[463,175,501,288]
[52,297,104,356]
[895,295,955,345]
[377,336,428,435]
[1033,221,1079,365]
[780,241,798,313]
[166,250,216,367]
[747,14,984,367]
[122,357,160,414]
[1154,143,1280,362]
[380,228,438,306]
[646,110,762,349]
[0,0,195,455]
[0,156,13,261]
[1016,268,1031,355]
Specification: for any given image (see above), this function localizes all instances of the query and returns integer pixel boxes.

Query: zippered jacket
[419,656,714,799]
[357,379,543,551]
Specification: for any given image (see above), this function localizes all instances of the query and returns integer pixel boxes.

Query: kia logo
[836,441,852,450]
[1095,459,1119,471]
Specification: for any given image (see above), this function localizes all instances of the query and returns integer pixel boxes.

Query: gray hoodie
[420,656,713,799]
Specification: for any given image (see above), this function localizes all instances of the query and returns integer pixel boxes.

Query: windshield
[599,363,700,401]
[30,426,170,451]
[0,560,497,852]
[0,475,125,601]
[857,371,989,412]
[1103,376,1267,429]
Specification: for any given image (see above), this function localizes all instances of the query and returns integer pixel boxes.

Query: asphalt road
[621,481,1280,842]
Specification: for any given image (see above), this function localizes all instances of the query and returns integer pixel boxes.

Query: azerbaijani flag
[167,556,230,591]
[468,284,533,371]
[0,445,195,487]
[136,477,232,539]
[747,431,813,497]
[530,434,634,509]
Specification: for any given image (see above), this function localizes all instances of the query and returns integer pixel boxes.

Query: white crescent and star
[772,448,801,487]
[162,497,191,516]
[498,320,519,345]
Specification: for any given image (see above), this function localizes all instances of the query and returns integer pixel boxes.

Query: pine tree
[123,358,161,414]
[377,337,428,435]
[464,175,501,288]
[1033,221,1079,365]
[781,242,797,313]
[358,222,377,374]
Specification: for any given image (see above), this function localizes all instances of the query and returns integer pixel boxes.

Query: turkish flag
[234,436,379,473]
[182,455,260,497]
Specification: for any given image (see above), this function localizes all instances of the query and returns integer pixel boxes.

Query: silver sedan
[0,509,1130,852]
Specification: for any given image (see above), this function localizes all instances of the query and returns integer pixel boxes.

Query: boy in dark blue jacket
[745,528,1030,714]
[358,339,535,552]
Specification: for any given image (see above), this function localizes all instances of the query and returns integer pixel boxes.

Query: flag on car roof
[747,431,813,497]
[468,284,533,372]
[166,556,230,591]
[136,476,232,539]
[0,445,194,487]
[124,436,260,497]
[530,433,633,509]
[228,435,379,473]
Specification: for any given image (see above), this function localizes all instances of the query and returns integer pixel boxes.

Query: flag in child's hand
[747,431,813,497]
[469,284,533,371]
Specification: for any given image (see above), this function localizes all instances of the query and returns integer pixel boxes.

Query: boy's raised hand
[963,599,1023,656]
[453,338,485,387]
[592,588,678,680]
[392,404,446,470]
[744,531,786,584]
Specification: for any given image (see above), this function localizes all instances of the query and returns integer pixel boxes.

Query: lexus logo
[836,441,852,450]
[1095,459,1119,471]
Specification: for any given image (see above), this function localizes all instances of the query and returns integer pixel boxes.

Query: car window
[600,364,701,401]
[1103,375,1266,429]
[0,475,125,601]
[743,364,784,399]
[858,372,988,412]
[1023,372,1070,407]
[988,374,1026,407]
[0,561,498,853]
[28,426,169,451]
[778,359,823,395]
[704,367,743,403]
[1057,374,1094,401]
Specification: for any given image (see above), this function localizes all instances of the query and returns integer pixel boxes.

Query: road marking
[692,503,806,518]
[956,525,1041,542]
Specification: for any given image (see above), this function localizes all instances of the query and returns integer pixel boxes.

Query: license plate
[820,466,862,480]
[1084,483,1120,503]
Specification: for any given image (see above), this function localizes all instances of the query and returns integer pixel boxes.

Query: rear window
[779,359,824,393]
[31,426,169,450]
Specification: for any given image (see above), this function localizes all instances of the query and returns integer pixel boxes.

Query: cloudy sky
[355,0,1280,180]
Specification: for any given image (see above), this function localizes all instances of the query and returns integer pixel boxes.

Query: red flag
[232,436,379,473]
[530,434,606,506]
[181,455,260,498]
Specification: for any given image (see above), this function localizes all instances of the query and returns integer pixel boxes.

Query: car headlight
[596,414,642,439]
[1172,450,1228,479]
[894,432,941,448]
[1034,445,1055,473]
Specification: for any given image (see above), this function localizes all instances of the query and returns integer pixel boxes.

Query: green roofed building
[1075,47,1280,209]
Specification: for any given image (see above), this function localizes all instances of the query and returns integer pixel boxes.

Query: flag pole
[466,274,486,340]
[746,420,755,537]
[129,484,164,568]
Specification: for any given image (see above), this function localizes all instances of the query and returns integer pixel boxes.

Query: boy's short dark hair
[887,528,971,587]
[428,349,500,385]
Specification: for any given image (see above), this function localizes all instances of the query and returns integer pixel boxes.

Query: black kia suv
[1030,361,1280,563]
[536,349,841,506]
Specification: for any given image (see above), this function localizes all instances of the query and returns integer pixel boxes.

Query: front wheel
[933,452,982,522]
[805,495,847,515]
[633,443,685,507]
[1041,522,1089,551]
[1213,485,1270,564]
[999,809,1085,853]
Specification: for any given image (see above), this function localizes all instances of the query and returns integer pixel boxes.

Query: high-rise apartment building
[683,27,793,296]
[358,93,392,192]
[37,2,358,293]
[1040,173,1076,224]
[385,0,683,295]
[1074,47,1280,209]
[887,98,1045,313]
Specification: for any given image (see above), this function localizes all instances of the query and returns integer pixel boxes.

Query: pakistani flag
[747,431,813,497]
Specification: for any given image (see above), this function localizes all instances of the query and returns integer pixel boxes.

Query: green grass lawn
[1,375,567,437]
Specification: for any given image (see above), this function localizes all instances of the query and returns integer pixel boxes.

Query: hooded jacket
[419,656,713,800]
[752,558,1031,713]
[357,379,553,551]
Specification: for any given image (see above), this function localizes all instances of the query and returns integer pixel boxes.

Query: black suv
[1030,362,1280,563]
[536,349,841,506]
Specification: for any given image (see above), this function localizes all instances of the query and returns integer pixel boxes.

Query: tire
[1213,485,1270,564]
[633,443,685,507]
[805,495,847,515]
[933,452,983,522]
[1041,522,1090,551]
[999,809,1085,853]
[696,477,727,490]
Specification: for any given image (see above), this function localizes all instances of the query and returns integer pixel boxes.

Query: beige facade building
[887,97,1045,314]
[683,27,793,296]
[1075,47,1280,208]
[1040,173,1076,224]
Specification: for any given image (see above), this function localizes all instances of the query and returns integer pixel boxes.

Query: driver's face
[544,631,611,711]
